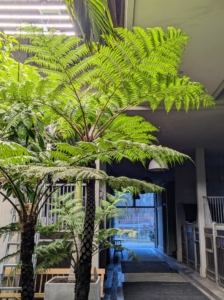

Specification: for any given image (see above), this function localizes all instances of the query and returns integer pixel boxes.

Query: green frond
[0,141,28,159]
[147,75,215,112]
[35,239,74,271]
[108,176,164,193]
[0,250,20,265]
[56,143,86,157]
[0,222,20,238]
[14,26,214,140]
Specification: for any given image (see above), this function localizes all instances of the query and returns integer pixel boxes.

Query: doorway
[114,192,156,248]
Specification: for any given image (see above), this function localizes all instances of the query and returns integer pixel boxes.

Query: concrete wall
[175,165,197,206]
[206,166,224,196]
[0,197,13,260]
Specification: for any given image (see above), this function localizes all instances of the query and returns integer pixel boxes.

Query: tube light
[0,15,70,20]
[0,23,73,28]
[0,5,67,10]
[4,30,75,36]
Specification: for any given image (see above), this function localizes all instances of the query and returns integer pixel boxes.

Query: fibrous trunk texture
[75,179,95,300]
[21,214,36,300]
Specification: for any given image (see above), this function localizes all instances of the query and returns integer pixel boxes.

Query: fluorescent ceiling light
[0,23,73,28]
[4,30,75,36]
[0,15,70,20]
[0,5,66,10]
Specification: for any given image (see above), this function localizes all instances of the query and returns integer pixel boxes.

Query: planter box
[44,276,100,300]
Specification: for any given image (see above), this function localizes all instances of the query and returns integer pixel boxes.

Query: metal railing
[202,197,224,287]
[206,197,224,224]
[0,183,86,289]
[181,224,200,271]
[40,183,86,227]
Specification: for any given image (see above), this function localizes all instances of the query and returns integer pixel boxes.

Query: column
[195,148,207,278]
[124,0,135,29]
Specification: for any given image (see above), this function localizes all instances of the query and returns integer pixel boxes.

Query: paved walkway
[103,243,224,300]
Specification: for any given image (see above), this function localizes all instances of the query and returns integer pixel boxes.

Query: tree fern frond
[0,141,28,158]
[147,75,215,112]
[0,222,20,238]
[0,250,21,265]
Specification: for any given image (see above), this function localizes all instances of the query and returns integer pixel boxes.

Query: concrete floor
[103,243,224,300]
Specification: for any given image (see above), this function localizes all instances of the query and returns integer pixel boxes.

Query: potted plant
[35,189,138,300]
[44,273,101,300]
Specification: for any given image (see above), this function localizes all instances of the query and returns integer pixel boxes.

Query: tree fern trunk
[21,214,36,300]
[75,179,95,300]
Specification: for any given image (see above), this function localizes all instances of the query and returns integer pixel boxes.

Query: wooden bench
[0,268,105,299]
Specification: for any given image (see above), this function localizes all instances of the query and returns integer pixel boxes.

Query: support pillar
[195,148,207,278]
[124,0,135,29]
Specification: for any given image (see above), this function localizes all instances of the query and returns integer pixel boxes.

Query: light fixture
[148,159,169,172]
[0,15,70,20]
[0,23,73,28]
[0,5,67,10]
[4,30,75,36]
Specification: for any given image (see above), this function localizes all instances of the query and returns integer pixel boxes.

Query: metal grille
[207,197,224,223]
[216,230,224,287]
[181,224,199,272]
[181,226,187,264]
[187,226,195,268]
[40,183,86,227]
[195,227,200,269]
[204,228,216,281]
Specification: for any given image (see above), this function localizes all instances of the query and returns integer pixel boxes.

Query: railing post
[213,223,219,284]
[193,224,197,271]
[186,224,189,266]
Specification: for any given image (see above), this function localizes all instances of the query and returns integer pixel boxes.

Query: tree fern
[0,27,215,300]
[13,27,214,145]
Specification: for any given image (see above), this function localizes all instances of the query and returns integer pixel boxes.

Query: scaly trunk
[21,213,37,300]
[74,179,95,300]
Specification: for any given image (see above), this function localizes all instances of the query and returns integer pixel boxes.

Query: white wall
[0,196,13,260]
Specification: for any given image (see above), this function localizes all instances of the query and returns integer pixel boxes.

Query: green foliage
[35,189,139,270]
[0,222,20,239]
[0,250,21,265]
[0,32,18,62]
[0,141,31,168]
[0,103,45,148]
[35,239,74,272]
[53,139,190,167]
[13,26,214,147]
[0,27,214,299]
[0,58,56,147]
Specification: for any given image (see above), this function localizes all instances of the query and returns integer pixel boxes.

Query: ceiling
[125,0,224,158]
[125,0,224,96]
[0,0,79,35]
